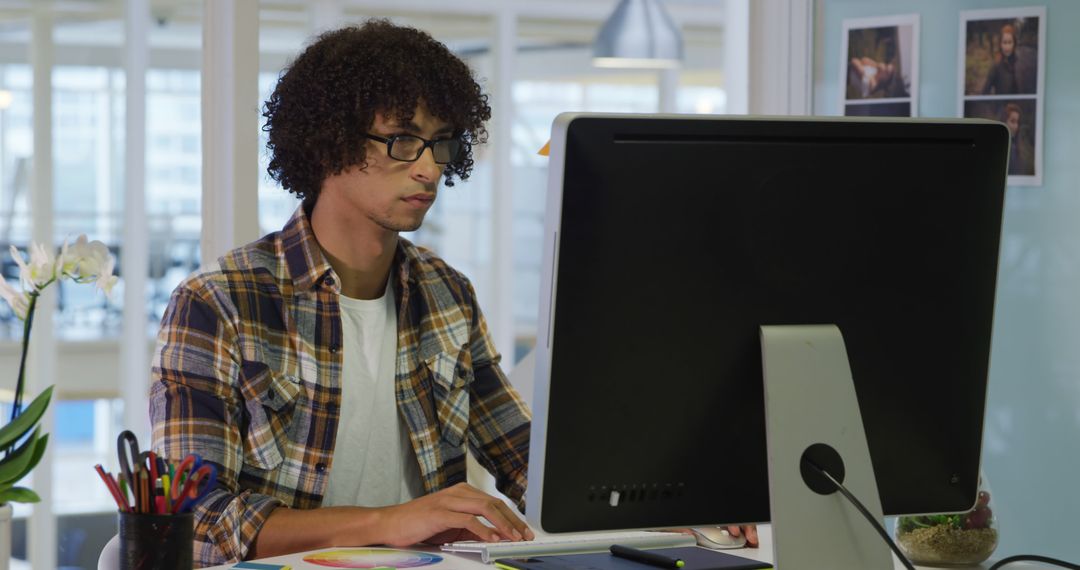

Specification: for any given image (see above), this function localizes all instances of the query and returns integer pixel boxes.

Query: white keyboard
[440,530,697,563]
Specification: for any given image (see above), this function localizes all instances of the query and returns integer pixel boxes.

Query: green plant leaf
[0,386,53,449]
[0,427,42,484]
[19,433,48,480]
[0,433,49,486]
[0,486,40,504]
[898,517,916,533]
[0,432,49,499]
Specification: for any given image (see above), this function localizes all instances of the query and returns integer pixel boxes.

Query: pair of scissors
[139,450,159,484]
[116,430,141,510]
[138,450,162,512]
[170,454,217,514]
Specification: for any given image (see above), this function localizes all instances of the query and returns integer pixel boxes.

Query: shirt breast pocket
[426,348,472,448]
[238,360,302,471]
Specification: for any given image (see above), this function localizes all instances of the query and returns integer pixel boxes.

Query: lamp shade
[593,0,684,69]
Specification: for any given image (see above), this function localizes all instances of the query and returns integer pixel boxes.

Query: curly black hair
[263,19,492,203]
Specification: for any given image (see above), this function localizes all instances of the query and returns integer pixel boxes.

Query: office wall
[815,0,1080,561]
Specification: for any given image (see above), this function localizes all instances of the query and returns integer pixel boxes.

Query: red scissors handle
[172,464,216,514]
[169,454,199,502]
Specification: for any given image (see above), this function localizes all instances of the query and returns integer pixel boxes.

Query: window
[508,21,724,361]
[146,69,202,325]
[0,64,34,340]
[53,66,124,340]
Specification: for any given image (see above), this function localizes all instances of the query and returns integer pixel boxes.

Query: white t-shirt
[322,285,423,507]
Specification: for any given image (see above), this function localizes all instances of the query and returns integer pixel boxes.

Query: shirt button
[267,390,276,401]
[324,276,335,287]
[329,344,340,354]
[316,462,326,473]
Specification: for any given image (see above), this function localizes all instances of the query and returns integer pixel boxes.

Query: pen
[162,474,172,513]
[610,545,684,569]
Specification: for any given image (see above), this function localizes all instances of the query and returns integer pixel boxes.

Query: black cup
[119,511,194,570]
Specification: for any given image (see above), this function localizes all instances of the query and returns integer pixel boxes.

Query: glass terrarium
[894,477,998,567]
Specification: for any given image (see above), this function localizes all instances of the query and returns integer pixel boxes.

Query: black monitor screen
[528,114,1008,533]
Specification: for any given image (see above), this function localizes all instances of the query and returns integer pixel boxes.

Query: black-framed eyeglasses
[366,133,463,165]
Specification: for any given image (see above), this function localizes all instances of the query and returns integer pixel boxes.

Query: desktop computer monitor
[525,114,1008,563]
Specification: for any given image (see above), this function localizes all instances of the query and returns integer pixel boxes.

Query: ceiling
[0,0,724,80]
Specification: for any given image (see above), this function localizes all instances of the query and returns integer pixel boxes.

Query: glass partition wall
[0,1,205,567]
[509,16,725,361]
[0,1,727,567]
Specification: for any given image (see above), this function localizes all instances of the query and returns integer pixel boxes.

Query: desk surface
[202,525,1025,570]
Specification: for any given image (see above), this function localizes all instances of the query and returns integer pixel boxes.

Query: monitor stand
[760,325,893,570]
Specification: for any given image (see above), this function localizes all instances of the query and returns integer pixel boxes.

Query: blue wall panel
[816,0,1080,561]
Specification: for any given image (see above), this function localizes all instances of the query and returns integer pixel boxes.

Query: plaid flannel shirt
[150,206,531,567]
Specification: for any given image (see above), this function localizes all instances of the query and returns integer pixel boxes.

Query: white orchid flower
[2,235,118,318]
[85,240,113,276]
[0,279,30,320]
[58,236,72,277]
[30,242,57,285]
[63,234,117,286]
[95,255,119,297]
[61,236,93,277]
[10,243,56,290]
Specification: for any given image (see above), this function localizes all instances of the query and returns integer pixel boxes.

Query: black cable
[803,460,1080,570]
[802,458,916,570]
[988,555,1080,569]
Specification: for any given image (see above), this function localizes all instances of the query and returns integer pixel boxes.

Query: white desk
[201,525,1032,570]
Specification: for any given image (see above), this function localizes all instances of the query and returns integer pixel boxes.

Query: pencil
[93,464,128,512]
[139,470,149,514]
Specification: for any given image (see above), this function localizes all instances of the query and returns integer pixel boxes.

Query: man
[150,21,533,566]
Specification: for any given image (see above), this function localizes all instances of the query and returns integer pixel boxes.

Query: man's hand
[725,525,759,548]
[671,525,759,549]
[378,483,535,546]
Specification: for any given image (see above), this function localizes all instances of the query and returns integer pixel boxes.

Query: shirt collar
[280,205,335,293]
[279,204,417,294]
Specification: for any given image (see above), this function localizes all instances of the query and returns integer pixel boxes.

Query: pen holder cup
[119,511,194,570]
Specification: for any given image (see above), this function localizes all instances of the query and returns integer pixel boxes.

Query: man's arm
[250,482,532,559]
[459,279,532,510]
[151,285,285,566]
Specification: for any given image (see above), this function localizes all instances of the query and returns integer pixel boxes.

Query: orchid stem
[10,291,38,423]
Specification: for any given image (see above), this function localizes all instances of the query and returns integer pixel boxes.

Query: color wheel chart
[303,548,444,569]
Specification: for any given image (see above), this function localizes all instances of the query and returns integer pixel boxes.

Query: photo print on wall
[959,6,1046,186]
[841,14,920,117]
